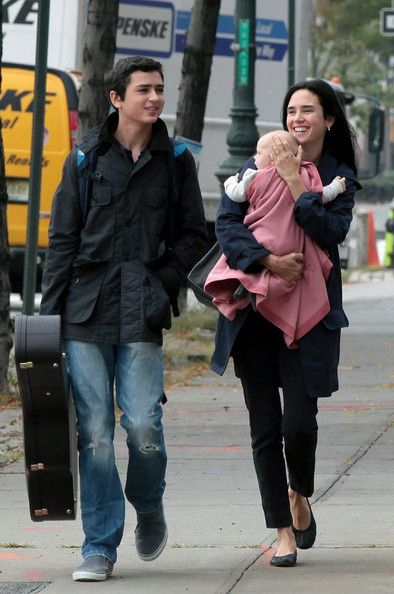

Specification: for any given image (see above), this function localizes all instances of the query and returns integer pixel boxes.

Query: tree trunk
[78,0,119,139]
[173,0,221,141]
[0,6,12,395]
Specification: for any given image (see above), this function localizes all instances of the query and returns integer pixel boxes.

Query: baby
[224,129,346,205]
[224,129,346,302]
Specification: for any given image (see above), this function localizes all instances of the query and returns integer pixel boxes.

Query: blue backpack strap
[172,138,187,157]
[76,147,98,226]
[168,138,187,202]
[166,138,187,237]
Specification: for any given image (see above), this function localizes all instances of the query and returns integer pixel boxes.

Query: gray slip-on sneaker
[135,503,168,561]
[72,554,114,581]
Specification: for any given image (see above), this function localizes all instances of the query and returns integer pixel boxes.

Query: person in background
[40,56,207,582]
[211,79,361,568]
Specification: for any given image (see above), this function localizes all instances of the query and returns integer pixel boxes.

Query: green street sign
[237,19,250,86]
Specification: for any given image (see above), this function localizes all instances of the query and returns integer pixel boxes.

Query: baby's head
[254,130,299,169]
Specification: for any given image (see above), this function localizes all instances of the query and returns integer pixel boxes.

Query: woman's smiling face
[286,89,334,159]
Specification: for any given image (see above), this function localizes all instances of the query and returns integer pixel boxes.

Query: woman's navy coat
[211,152,362,398]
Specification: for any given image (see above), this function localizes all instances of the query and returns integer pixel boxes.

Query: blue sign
[175,35,287,62]
[175,10,288,61]
[176,11,287,41]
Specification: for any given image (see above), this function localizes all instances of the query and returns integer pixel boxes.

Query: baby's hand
[334,176,346,193]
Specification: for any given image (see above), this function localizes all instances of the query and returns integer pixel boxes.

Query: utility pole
[215,0,259,192]
[22,0,50,314]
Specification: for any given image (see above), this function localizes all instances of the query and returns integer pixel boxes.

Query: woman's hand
[270,136,307,201]
[259,252,304,285]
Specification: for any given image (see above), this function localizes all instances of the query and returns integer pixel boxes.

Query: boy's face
[110,70,164,126]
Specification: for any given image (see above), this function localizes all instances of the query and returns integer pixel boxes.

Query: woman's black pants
[232,310,318,528]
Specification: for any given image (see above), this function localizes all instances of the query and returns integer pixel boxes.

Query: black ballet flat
[292,498,316,550]
[270,551,297,567]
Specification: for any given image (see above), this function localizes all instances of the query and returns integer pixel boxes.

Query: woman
[211,79,361,567]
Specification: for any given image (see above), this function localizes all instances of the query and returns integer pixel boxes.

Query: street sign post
[380,7,394,36]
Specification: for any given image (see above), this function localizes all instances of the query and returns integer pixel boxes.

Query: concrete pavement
[0,271,393,593]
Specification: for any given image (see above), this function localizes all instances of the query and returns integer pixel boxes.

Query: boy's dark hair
[281,78,358,175]
[104,56,164,104]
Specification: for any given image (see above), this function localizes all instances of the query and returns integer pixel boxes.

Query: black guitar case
[15,314,78,521]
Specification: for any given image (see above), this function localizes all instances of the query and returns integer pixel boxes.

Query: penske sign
[117,0,175,58]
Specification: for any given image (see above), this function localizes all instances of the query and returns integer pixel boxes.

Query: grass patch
[171,543,218,548]
[170,306,218,333]
[163,306,218,389]
[341,268,351,283]
[0,543,35,548]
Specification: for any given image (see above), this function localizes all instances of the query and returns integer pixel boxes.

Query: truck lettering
[2,0,38,24]
[6,153,49,167]
[0,90,56,112]
[1,115,19,128]
[0,89,31,111]
[2,0,21,23]
[26,91,56,112]
[118,17,169,39]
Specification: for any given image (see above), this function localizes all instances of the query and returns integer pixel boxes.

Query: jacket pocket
[80,184,114,261]
[63,266,106,323]
[90,185,112,206]
[142,188,168,234]
[143,271,171,331]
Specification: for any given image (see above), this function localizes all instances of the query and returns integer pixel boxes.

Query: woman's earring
[327,126,331,132]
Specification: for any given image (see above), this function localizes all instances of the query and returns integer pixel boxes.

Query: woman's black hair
[281,78,358,175]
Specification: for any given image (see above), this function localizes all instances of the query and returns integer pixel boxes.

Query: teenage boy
[40,56,207,582]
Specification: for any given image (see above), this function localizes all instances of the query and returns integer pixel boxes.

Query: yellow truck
[1,63,79,293]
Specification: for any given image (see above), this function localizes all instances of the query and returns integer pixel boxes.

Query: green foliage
[310,0,394,105]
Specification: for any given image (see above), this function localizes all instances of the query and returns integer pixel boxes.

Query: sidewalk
[0,272,393,593]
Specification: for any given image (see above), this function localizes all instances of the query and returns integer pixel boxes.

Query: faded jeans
[65,340,167,563]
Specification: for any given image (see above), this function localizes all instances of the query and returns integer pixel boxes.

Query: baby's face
[254,139,271,169]
[254,132,298,169]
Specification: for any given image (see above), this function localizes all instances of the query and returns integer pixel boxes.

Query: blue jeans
[65,340,167,563]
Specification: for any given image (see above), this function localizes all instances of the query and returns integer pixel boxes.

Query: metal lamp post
[22,0,50,314]
[215,0,259,192]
